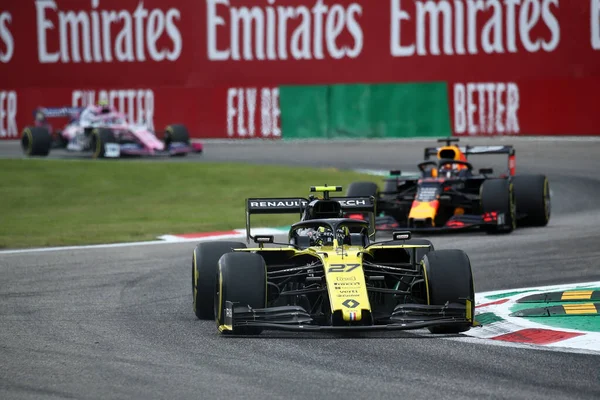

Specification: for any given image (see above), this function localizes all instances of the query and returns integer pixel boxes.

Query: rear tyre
[91,128,117,159]
[21,127,51,157]
[346,181,379,198]
[192,241,247,320]
[480,179,516,234]
[422,250,474,334]
[512,175,551,227]
[164,124,190,156]
[215,252,267,335]
[346,182,380,221]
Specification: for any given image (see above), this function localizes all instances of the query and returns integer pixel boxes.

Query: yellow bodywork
[408,201,439,224]
[236,241,431,323]
[319,242,369,322]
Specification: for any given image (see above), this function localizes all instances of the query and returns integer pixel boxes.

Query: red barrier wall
[1,0,599,139]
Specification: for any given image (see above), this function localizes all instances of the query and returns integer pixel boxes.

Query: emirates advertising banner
[1,0,599,140]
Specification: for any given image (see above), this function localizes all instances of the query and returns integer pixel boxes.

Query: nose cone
[408,200,439,227]
[134,128,165,151]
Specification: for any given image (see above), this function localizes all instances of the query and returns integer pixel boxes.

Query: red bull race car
[20,103,203,158]
[346,138,551,234]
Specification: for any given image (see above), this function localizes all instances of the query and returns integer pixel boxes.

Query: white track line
[0,228,287,255]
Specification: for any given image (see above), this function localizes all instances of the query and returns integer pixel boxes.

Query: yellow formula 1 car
[192,186,475,335]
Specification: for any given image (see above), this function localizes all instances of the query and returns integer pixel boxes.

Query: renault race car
[347,138,551,234]
[191,185,475,335]
[20,105,203,158]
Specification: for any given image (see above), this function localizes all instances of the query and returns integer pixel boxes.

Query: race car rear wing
[424,141,516,176]
[245,192,377,242]
[33,107,84,119]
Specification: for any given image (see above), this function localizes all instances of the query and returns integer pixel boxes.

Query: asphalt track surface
[2,138,600,399]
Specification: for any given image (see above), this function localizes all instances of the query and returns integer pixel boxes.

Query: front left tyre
[21,127,51,157]
[512,174,551,227]
[164,124,191,156]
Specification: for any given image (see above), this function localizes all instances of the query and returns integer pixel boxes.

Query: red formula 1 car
[346,138,551,234]
[20,104,203,159]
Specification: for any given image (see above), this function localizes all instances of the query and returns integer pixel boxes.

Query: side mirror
[254,235,274,244]
[392,231,412,241]
[389,170,401,176]
[479,168,493,175]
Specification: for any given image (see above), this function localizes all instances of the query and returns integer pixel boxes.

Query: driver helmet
[439,162,461,178]
[97,99,111,114]
[35,110,47,123]
[312,226,334,246]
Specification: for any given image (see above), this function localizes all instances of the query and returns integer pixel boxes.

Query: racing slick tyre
[480,179,516,234]
[21,127,51,157]
[164,124,191,156]
[90,128,117,159]
[193,241,247,320]
[346,181,379,198]
[512,175,551,227]
[346,182,380,220]
[215,252,267,335]
[422,250,474,334]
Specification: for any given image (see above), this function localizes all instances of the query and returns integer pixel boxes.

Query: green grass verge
[0,159,382,249]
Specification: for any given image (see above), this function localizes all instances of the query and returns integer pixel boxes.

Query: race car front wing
[117,142,202,157]
[220,301,472,333]
[374,212,507,233]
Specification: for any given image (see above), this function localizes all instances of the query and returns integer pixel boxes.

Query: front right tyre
[90,128,117,159]
[215,252,267,335]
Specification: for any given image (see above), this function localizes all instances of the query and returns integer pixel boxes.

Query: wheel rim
[213,274,220,324]
[92,131,101,158]
[510,184,516,230]
[543,179,551,221]
[192,263,197,312]
[21,130,33,155]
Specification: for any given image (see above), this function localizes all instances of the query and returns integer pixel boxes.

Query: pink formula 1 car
[20,105,203,158]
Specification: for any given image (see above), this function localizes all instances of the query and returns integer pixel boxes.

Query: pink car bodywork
[33,106,203,157]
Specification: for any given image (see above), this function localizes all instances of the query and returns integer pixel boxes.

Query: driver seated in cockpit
[295,225,350,247]
[79,100,125,127]
[438,162,473,178]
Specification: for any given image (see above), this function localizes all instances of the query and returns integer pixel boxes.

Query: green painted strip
[279,82,451,139]
[485,289,538,300]
[475,312,504,325]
